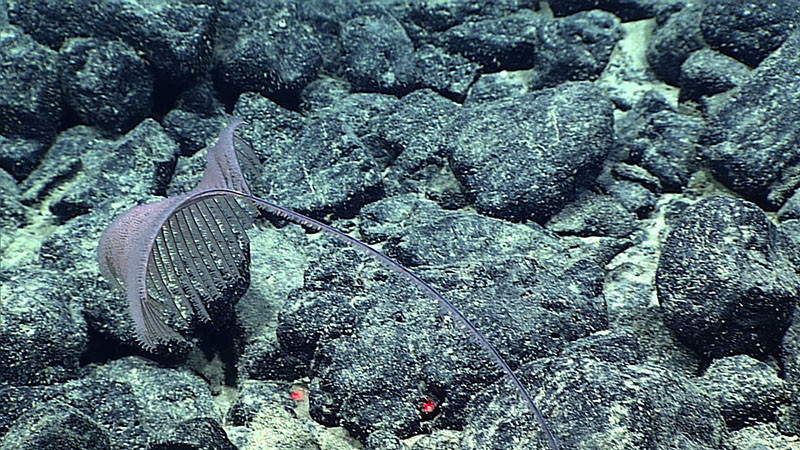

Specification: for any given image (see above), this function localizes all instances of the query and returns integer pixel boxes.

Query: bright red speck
[291,390,304,401]
[421,399,436,413]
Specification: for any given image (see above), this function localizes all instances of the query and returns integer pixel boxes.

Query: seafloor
[1,0,799,449]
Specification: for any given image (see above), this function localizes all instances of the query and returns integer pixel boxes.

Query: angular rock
[656,196,800,358]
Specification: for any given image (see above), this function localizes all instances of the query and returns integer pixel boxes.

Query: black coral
[97,119,560,450]
[97,119,256,349]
